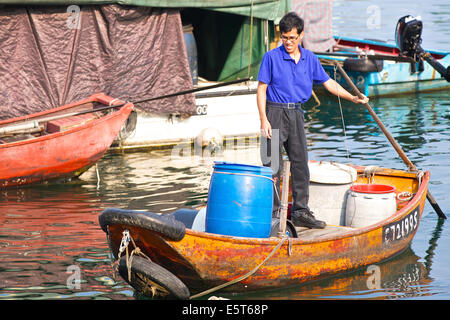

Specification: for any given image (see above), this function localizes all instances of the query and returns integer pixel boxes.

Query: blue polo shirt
[257,45,330,103]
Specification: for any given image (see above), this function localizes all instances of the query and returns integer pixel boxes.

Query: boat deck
[295,225,355,241]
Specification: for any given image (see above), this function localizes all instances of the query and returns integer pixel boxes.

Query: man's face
[281,29,304,54]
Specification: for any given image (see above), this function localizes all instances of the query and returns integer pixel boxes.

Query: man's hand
[261,120,272,139]
[352,94,369,104]
[323,79,369,104]
[261,118,272,139]
[257,81,272,139]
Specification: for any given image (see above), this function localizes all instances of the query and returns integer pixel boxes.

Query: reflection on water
[80,140,262,212]
[219,247,432,300]
[304,90,450,168]
[0,185,132,299]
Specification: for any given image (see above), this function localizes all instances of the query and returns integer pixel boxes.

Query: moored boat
[315,15,450,97]
[98,161,429,299]
[316,36,450,97]
[0,93,133,188]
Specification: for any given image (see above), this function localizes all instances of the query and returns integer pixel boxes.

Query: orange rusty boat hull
[0,93,133,188]
[102,165,429,294]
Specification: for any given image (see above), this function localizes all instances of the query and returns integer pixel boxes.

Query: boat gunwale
[334,35,449,57]
[183,169,429,246]
[0,94,134,150]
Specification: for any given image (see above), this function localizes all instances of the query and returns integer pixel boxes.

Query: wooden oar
[334,61,447,220]
[278,160,291,237]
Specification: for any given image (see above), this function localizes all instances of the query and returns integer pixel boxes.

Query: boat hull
[0,94,133,188]
[102,166,429,294]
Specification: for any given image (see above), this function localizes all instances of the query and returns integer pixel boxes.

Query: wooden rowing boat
[99,162,429,299]
[0,93,133,188]
[316,36,450,97]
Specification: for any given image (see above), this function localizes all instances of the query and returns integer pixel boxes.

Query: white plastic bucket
[345,184,397,228]
[308,161,357,226]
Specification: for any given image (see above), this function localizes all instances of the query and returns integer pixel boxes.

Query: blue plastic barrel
[205,162,273,238]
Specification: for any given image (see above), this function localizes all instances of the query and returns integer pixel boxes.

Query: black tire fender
[343,57,384,73]
[118,256,190,300]
[99,208,185,241]
[270,218,298,238]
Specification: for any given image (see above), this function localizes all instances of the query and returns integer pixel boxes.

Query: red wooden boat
[0,93,133,188]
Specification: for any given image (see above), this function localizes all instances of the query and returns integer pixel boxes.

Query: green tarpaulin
[0,0,289,21]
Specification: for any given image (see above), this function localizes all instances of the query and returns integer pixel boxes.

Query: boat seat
[46,113,98,133]
[295,225,355,241]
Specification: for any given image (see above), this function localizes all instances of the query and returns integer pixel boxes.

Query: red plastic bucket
[350,184,396,194]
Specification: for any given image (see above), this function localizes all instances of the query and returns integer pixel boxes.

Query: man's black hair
[279,12,304,34]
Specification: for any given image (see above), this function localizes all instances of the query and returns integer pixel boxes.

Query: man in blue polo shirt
[257,12,368,229]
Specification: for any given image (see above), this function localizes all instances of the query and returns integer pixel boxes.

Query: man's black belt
[267,100,303,110]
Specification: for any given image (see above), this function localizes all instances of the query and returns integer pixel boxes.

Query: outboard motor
[395,15,423,59]
[395,15,450,81]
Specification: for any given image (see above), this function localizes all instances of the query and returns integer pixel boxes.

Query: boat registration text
[383,208,419,244]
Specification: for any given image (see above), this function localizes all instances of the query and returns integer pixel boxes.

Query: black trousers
[260,105,310,216]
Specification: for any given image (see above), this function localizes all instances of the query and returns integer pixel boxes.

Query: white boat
[112,80,260,152]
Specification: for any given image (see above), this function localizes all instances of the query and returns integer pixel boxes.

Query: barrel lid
[309,161,357,184]
[213,161,273,176]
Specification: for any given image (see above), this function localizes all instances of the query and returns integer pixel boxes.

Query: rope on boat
[189,235,289,300]
[362,165,383,184]
[333,65,351,161]
[247,0,254,79]
[416,170,424,186]
[397,192,413,203]
[113,229,153,282]
[95,164,100,190]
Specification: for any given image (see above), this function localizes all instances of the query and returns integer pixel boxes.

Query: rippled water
[1,0,450,301]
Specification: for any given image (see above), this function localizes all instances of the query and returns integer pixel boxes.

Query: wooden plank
[295,225,355,241]
[46,113,99,133]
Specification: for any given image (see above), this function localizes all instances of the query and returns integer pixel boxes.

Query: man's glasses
[281,34,299,43]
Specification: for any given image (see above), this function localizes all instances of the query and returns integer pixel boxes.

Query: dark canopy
[0,5,196,119]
